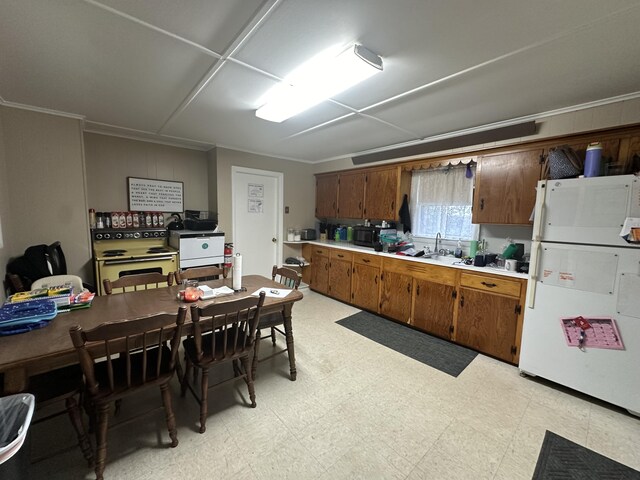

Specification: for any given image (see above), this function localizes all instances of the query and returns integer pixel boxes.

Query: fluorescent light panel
[256,44,383,123]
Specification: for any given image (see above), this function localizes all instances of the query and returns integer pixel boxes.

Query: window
[410,165,477,240]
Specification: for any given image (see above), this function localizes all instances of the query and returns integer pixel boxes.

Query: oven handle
[103,256,175,265]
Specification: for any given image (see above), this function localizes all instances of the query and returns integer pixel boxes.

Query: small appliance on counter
[300,228,316,240]
[353,225,396,248]
[169,229,224,269]
[184,210,218,231]
[167,213,184,230]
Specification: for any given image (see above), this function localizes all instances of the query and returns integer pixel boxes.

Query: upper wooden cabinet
[315,166,409,221]
[364,168,399,221]
[472,149,543,225]
[315,174,338,218]
[337,172,365,218]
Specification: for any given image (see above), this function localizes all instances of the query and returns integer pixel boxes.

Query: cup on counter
[505,259,518,271]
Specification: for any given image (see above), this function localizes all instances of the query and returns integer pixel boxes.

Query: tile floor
[27,290,640,479]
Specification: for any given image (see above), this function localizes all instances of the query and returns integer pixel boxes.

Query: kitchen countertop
[296,240,528,280]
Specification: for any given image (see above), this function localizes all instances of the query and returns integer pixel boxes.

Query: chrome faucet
[435,232,441,255]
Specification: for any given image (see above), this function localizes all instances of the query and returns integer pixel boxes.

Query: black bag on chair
[546,145,583,179]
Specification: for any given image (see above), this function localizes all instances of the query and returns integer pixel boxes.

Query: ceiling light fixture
[255,44,383,123]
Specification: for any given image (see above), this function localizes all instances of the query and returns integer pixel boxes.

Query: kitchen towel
[232,253,242,291]
[399,194,411,233]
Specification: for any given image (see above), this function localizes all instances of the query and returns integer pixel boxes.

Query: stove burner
[147,247,170,253]
[103,249,127,255]
[103,252,125,257]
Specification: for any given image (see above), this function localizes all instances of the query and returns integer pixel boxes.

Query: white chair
[31,274,85,294]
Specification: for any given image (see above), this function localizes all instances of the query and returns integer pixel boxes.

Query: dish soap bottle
[455,239,463,258]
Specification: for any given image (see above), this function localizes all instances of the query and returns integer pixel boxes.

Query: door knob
[272,237,277,243]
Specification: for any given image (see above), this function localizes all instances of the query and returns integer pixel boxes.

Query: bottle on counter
[294,229,301,242]
[145,212,152,227]
[132,212,140,228]
[287,228,295,242]
[158,213,164,227]
[95,211,104,229]
[118,211,126,229]
[88,208,96,229]
[111,212,119,229]
[455,239,463,258]
[125,211,133,228]
[152,212,158,227]
[138,212,145,228]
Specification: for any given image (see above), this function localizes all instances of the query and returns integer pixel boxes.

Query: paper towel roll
[232,253,242,291]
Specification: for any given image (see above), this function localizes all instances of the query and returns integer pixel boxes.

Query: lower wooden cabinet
[380,269,412,324]
[455,288,520,362]
[351,253,381,312]
[309,245,526,363]
[310,247,329,294]
[455,272,524,362]
[328,250,352,303]
[412,279,455,339]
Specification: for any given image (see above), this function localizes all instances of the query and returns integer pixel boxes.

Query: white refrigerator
[520,174,640,415]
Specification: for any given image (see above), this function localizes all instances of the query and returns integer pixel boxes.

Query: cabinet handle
[347,268,350,277]
[480,198,485,210]
[337,254,344,258]
[381,273,384,281]
[391,201,395,211]
[460,295,465,307]
[407,283,410,293]
[359,201,362,211]
[363,258,370,263]
[374,275,378,284]
[481,281,497,288]
[416,284,420,295]
[325,263,328,271]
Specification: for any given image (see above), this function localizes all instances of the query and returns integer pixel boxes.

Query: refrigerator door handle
[527,240,542,309]
[531,180,547,242]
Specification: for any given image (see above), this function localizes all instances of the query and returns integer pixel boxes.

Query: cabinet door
[379,270,412,323]
[316,174,338,218]
[364,168,398,220]
[473,149,543,225]
[455,288,519,362]
[338,172,365,218]
[311,253,329,294]
[412,279,455,339]
[351,263,380,312]
[328,258,352,302]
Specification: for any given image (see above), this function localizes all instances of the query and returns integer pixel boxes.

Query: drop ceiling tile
[97,0,264,53]
[370,5,640,140]
[0,0,215,132]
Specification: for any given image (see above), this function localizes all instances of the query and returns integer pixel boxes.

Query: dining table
[0,275,304,394]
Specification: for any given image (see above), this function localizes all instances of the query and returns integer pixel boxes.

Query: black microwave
[353,226,396,247]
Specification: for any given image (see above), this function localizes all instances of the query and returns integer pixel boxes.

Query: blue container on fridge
[584,142,602,177]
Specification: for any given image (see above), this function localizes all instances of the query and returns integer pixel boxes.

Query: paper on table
[251,287,292,298]
[620,217,640,243]
[199,285,235,300]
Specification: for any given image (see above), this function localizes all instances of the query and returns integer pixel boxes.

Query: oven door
[95,255,177,295]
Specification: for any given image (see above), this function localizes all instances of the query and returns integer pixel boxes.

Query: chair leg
[199,366,209,434]
[284,315,297,381]
[65,396,94,467]
[271,327,276,345]
[114,399,122,416]
[94,403,110,480]
[159,383,178,447]
[240,355,256,408]
[181,356,192,398]
[252,329,261,380]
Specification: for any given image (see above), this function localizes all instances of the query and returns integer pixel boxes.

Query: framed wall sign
[127,177,184,212]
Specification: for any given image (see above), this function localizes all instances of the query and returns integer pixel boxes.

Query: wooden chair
[174,265,225,284]
[180,292,265,434]
[69,307,187,480]
[252,266,301,380]
[103,272,173,295]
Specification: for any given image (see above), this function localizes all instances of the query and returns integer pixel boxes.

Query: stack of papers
[199,285,235,300]
[251,287,292,298]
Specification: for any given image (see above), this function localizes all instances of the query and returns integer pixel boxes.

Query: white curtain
[410,165,477,240]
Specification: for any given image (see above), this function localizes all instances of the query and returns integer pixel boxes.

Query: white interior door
[232,167,283,277]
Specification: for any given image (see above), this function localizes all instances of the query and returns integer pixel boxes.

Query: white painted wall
[0,106,92,285]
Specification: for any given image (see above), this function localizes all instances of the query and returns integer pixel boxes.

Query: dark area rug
[533,431,640,479]
[336,311,477,377]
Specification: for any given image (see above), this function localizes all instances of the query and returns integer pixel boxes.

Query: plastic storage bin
[0,394,35,479]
